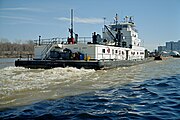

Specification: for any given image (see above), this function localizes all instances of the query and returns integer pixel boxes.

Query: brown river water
[0,58,180,110]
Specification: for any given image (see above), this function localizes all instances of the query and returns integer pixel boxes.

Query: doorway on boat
[126,50,129,60]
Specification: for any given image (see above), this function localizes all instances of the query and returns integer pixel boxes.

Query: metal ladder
[41,38,57,60]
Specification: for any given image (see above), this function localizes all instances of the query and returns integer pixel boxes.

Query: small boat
[154,55,162,60]
[15,10,153,70]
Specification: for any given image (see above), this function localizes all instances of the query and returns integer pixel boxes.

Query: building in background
[166,41,180,51]
[158,46,166,52]
[158,40,180,52]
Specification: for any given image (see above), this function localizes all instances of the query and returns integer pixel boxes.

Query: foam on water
[2,74,178,120]
[0,67,95,109]
[0,58,180,110]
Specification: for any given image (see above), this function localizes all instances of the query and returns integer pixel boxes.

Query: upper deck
[33,37,92,46]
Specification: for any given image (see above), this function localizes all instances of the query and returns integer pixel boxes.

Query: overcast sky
[0,0,179,51]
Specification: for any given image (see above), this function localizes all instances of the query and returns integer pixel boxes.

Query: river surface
[0,58,180,119]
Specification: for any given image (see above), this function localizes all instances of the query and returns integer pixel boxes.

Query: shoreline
[0,52,34,59]
[0,55,34,58]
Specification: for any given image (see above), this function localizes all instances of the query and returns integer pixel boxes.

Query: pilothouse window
[123,25,128,28]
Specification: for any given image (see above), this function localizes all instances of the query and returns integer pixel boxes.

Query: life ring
[107,48,110,53]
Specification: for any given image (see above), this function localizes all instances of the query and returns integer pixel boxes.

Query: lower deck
[15,58,153,70]
[15,59,103,70]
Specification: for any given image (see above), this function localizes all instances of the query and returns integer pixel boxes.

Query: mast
[115,13,118,31]
[70,9,73,39]
[68,9,75,44]
[115,13,118,26]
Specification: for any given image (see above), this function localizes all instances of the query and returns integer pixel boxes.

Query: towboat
[15,10,152,70]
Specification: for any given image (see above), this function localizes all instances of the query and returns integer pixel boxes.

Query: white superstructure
[34,15,145,61]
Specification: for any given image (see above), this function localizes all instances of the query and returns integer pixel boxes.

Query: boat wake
[1,58,180,109]
[0,66,95,109]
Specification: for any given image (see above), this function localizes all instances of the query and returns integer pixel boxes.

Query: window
[122,41,127,47]
[122,51,124,55]
[112,49,114,55]
[123,25,128,28]
[119,50,121,55]
[102,49,105,53]
[131,52,135,55]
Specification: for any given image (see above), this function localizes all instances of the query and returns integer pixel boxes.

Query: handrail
[41,38,56,60]
[34,37,92,45]
[39,37,92,60]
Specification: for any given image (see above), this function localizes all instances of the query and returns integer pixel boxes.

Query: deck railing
[34,37,92,45]
[34,37,92,60]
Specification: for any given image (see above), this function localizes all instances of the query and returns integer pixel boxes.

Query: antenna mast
[115,13,118,25]
[70,9,73,39]
[67,9,75,44]
[115,13,118,31]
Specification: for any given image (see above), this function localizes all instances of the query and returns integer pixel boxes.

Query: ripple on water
[0,59,180,119]
[1,75,180,119]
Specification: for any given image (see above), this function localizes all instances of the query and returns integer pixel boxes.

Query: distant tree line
[0,38,34,58]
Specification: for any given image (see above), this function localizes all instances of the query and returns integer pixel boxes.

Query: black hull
[15,58,153,70]
[15,60,102,70]
[172,55,180,58]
